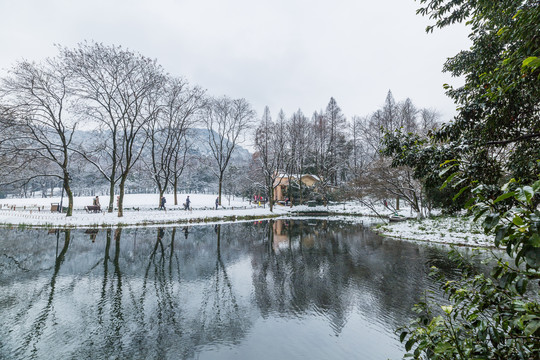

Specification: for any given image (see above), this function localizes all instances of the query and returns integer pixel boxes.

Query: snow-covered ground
[372,215,493,247]
[292,202,494,247]
[1,193,240,211]
[0,193,289,227]
[0,194,494,247]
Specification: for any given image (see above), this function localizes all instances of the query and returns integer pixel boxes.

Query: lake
[0,219,484,359]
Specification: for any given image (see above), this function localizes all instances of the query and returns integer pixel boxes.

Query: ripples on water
[0,220,489,359]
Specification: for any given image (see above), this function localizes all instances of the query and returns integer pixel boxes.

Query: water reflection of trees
[17,229,71,359]
[252,219,461,334]
[193,224,249,347]
[0,221,487,359]
[72,225,252,359]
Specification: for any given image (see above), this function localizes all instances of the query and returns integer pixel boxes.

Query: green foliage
[399,1,540,358]
[472,179,540,267]
[399,180,540,359]
[425,0,540,184]
[283,180,324,205]
[382,131,469,213]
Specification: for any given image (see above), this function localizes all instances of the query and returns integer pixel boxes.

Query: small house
[273,173,320,202]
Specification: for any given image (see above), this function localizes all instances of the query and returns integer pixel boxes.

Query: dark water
[0,220,484,359]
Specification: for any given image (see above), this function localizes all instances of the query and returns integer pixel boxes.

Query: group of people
[161,195,191,211]
[90,195,223,211]
[159,195,190,210]
[159,195,221,210]
[251,194,267,206]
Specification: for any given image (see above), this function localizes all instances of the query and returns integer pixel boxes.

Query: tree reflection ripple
[0,220,488,359]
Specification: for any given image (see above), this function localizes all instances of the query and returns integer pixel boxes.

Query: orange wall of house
[273,175,319,202]
[301,177,317,187]
[274,186,283,201]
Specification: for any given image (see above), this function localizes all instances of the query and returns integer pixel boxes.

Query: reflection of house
[273,174,320,201]
[272,220,289,252]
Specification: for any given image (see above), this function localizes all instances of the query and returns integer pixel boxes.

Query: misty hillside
[9,128,253,198]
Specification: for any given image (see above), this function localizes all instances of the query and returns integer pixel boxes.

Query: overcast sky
[0,0,470,121]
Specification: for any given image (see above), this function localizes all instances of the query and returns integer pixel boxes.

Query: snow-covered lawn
[291,202,494,247]
[0,193,288,227]
[0,194,495,247]
[1,193,241,210]
[373,215,493,247]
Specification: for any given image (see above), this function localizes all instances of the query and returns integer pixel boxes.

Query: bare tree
[381,90,399,132]
[349,115,371,178]
[144,76,205,207]
[0,107,34,190]
[418,108,440,134]
[324,97,348,186]
[309,110,330,204]
[350,92,443,216]
[356,159,425,216]
[398,98,419,133]
[63,42,165,216]
[167,82,206,205]
[171,135,192,205]
[0,58,77,215]
[254,107,287,212]
[203,96,254,205]
[285,109,311,205]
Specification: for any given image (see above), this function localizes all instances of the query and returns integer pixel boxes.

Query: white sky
[0,0,470,121]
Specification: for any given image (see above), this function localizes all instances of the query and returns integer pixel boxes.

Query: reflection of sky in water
[0,221,490,359]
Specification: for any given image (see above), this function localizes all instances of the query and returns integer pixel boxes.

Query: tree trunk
[396,196,400,210]
[117,177,126,217]
[65,185,74,217]
[170,227,176,266]
[107,180,115,213]
[218,173,223,206]
[174,176,178,205]
[62,172,74,217]
[216,224,221,252]
[269,187,274,212]
[159,189,165,208]
[269,220,274,254]
[299,175,303,205]
[157,183,164,208]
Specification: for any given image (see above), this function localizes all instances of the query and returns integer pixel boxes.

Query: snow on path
[0,193,288,227]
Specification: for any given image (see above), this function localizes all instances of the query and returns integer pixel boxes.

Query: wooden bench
[84,205,101,213]
[51,203,68,213]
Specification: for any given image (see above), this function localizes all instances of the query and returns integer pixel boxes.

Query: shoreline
[0,195,494,248]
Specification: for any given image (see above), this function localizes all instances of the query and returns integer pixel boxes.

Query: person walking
[215,197,219,210]
[160,196,166,210]
[185,196,191,210]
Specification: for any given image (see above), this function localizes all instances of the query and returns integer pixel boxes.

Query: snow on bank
[373,215,493,248]
[0,195,494,247]
[294,202,494,247]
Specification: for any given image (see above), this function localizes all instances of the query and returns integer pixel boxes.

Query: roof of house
[275,173,320,183]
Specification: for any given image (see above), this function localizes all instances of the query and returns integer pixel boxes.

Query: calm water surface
[0,220,483,359]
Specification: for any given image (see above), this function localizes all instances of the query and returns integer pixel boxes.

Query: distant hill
[68,127,252,196]
[186,127,251,163]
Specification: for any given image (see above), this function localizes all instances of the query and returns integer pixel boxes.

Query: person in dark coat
[160,196,166,210]
[185,196,190,210]
[215,197,219,210]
